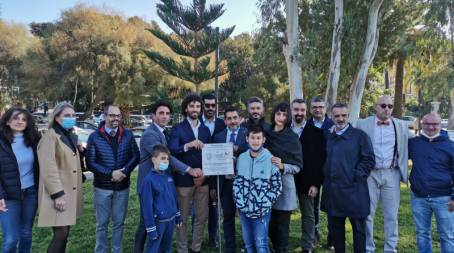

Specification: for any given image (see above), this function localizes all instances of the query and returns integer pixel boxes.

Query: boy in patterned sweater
[139,145,181,253]
[233,125,282,253]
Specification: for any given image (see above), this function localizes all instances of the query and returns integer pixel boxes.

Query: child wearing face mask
[139,144,181,253]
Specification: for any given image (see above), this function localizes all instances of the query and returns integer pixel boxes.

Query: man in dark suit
[321,103,375,253]
[133,100,202,253]
[200,94,226,248]
[307,96,334,246]
[240,96,271,132]
[291,99,326,253]
[210,107,248,253]
[169,94,211,253]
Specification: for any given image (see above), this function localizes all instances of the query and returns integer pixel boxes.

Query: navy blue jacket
[139,169,181,239]
[200,116,226,137]
[321,125,375,218]
[86,125,139,190]
[209,127,248,189]
[308,116,334,134]
[409,134,454,200]
[168,119,211,187]
[0,137,39,200]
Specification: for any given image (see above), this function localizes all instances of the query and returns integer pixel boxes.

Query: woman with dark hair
[265,102,303,253]
[36,102,84,253]
[0,107,40,253]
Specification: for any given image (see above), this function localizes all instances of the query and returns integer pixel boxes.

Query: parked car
[32,114,47,124]
[76,121,97,133]
[441,119,449,129]
[402,115,417,129]
[130,115,149,127]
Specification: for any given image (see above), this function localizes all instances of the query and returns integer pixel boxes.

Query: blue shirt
[105,126,118,136]
[226,127,239,143]
[11,134,35,189]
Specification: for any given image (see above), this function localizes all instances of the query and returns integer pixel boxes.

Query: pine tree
[144,0,234,93]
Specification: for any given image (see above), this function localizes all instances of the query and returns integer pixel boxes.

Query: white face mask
[420,130,440,140]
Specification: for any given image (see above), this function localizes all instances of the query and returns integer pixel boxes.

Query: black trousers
[269,209,292,253]
[133,209,146,253]
[329,216,366,253]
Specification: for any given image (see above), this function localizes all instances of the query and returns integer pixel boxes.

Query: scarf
[265,126,303,168]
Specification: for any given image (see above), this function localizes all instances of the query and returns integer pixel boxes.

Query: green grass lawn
[1,171,442,252]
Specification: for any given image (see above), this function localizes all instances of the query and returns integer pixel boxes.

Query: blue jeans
[239,211,271,253]
[94,187,130,253]
[411,192,454,253]
[0,186,38,253]
[145,220,175,253]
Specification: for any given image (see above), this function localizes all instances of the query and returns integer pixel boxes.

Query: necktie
[109,130,116,137]
[229,131,236,143]
[377,121,390,126]
[163,128,170,142]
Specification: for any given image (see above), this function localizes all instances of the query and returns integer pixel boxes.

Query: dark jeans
[329,216,366,253]
[0,186,38,253]
[269,209,292,253]
[145,220,175,253]
[220,179,237,253]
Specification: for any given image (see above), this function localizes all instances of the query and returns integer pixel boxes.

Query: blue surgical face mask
[248,143,263,153]
[61,117,76,130]
[158,162,169,171]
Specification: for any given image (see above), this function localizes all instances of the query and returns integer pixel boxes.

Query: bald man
[356,95,410,253]
[409,113,454,252]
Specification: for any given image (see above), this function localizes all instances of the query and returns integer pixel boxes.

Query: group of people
[0,93,453,253]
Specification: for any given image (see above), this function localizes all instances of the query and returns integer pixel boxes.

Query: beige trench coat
[36,127,83,227]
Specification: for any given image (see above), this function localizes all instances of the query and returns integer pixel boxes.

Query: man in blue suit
[133,100,202,253]
[210,107,248,253]
[169,94,211,253]
[200,94,226,248]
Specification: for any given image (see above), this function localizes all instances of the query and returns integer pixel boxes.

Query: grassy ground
[1,171,442,252]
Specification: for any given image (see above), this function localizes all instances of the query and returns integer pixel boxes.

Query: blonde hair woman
[37,102,83,253]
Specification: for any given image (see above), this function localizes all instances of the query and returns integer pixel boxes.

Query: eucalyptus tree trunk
[447,5,454,129]
[392,57,405,119]
[325,0,344,113]
[348,0,384,123]
[283,0,303,101]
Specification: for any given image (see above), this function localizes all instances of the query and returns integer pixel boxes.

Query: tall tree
[325,0,344,113]
[348,0,385,123]
[283,0,303,101]
[144,0,234,93]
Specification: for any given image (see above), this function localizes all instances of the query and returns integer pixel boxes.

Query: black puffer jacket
[0,137,39,200]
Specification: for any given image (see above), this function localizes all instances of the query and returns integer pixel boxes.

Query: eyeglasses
[204,104,216,108]
[380,104,394,109]
[422,123,440,126]
[108,114,122,118]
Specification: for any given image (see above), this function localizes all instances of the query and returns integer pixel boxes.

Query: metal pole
[214,27,220,117]
[217,175,222,253]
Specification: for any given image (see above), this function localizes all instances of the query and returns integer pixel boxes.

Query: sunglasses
[379,104,394,109]
[204,104,216,108]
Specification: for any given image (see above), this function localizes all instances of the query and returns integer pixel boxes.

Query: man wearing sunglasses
[200,94,226,249]
[355,95,410,253]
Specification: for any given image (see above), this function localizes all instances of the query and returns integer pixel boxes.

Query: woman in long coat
[37,102,83,253]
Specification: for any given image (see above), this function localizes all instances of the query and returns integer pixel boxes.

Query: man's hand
[210,189,217,201]
[308,186,318,198]
[233,145,239,153]
[176,222,182,228]
[271,156,284,170]
[112,169,126,182]
[54,196,66,212]
[193,176,205,187]
[186,140,204,150]
[188,167,203,178]
[449,200,454,212]
[0,199,7,212]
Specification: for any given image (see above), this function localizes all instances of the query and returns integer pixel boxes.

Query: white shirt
[202,115,215,135]
[154,123,165,134]
[335,124,349,135]
[373,117,396,169]
[184,118,201,152]
[291,120,307,138]
[313,117,325,129]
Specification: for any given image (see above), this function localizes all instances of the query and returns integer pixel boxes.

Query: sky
[0,0,259,36]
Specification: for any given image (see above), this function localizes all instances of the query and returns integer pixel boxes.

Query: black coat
[321,125,375,218]
[0,137,39,200]
[294,123,326,194]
